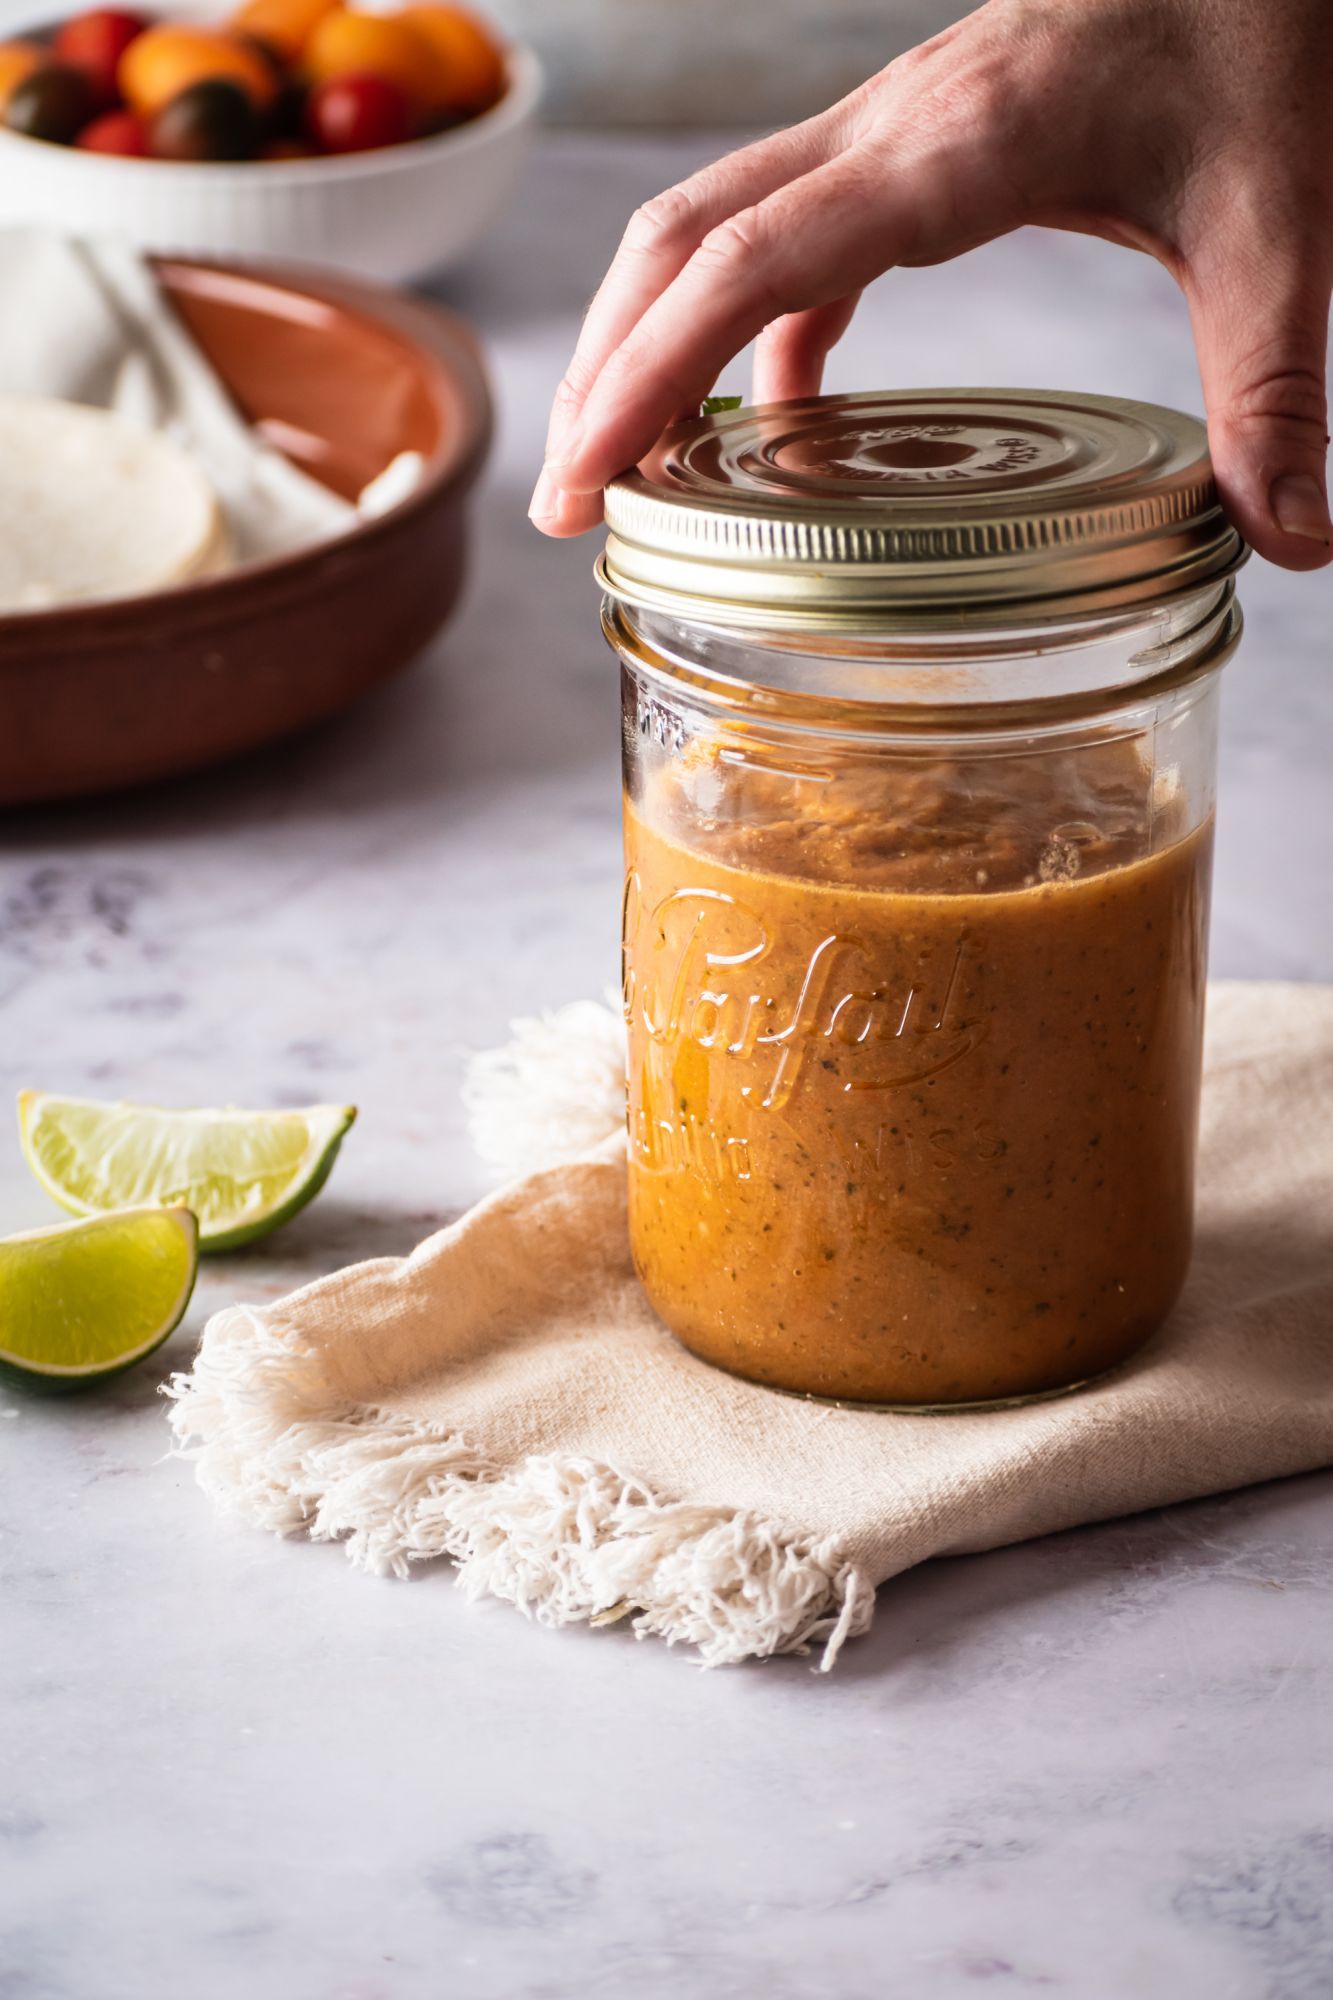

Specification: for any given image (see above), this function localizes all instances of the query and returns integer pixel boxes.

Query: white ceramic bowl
[0,41,540,281]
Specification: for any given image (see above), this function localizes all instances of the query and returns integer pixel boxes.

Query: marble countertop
[4,135,1333,2000]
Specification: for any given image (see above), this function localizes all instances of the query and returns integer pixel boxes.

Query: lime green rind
[0,1206,198,1392]
[17,1095,356,1252]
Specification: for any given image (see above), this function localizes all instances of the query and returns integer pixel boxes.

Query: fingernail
[528,467,561,525]
[1270,473,1332,543]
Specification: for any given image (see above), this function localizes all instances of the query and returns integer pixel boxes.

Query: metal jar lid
[598,389,1246,631]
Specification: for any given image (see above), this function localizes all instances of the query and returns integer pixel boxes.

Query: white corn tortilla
[0,395,226,613]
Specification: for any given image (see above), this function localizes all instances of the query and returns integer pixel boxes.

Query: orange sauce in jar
[623,738,1212,1405]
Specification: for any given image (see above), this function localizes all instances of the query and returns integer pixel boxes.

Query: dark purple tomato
[228,31,306,141]
[5,63,97,144]
[266,72,309,141]
[150,77,261,161]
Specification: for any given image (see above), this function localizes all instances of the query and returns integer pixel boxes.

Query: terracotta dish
[0,257,491,805]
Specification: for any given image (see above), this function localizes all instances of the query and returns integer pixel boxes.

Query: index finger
[543,109,855,464]
[555,150,910,497]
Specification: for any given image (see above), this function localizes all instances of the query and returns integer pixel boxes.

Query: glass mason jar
[601,391,1245,1409]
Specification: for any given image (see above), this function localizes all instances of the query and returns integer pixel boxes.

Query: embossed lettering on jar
[602,391,1244,1408]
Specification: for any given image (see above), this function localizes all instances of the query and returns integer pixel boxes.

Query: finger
[1185,221,1333,570]
[528,465,603,537]
[542,109,855,467]
[752,295,861,405]
[531,298,861,536]
[554,151,915,497]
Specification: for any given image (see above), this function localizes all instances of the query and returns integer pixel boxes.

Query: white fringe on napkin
[461,997,627,1179]
[164,1001,874,1669]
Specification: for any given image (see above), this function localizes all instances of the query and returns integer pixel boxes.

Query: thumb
[1186,229,1332,570]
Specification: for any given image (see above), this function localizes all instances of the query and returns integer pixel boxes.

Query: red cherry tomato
[76,106,149,153]
[53,8,150,110]
[305,71,413,154]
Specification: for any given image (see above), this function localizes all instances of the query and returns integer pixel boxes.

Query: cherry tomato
[5,64,96,143]
[226,28,308,139]
[231,27,286,89]
[0,41,44,114]
[76,106,149,152]
[118,25,278,120]
[150,76,261,160]
[230,0,340,64]
[304,70,413,153]
[53,9,149,111]
[265,78,310,140]
[236,42,308,142]
[401,6,504,117]
[303,11,433,109]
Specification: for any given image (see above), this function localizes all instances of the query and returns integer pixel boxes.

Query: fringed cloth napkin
[165,982,1333,1670]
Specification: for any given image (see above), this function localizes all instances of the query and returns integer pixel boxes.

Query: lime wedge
[0,1207,198,1390]
[18,1094,356,1252]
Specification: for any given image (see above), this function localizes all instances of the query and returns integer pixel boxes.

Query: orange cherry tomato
[0,40,44,111]
[53,9,149,110]
[231,0,341,63]
[118,24,278,118]
[400,5,503,115]
[302,9,438,113]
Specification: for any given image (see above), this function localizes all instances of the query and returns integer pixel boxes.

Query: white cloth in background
[0,231,418,565]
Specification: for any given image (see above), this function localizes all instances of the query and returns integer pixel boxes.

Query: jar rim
[603,585,1241,737]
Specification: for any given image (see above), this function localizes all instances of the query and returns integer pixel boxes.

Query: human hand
[530,0,1333,570]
